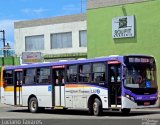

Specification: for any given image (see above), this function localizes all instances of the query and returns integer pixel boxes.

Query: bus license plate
[144,102,150,106]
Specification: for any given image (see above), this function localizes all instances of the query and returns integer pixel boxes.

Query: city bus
[0,55,158,116]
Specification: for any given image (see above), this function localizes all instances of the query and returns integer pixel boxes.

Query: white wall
[14,21,87,56]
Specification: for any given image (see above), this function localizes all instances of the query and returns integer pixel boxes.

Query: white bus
[0,55,158,116]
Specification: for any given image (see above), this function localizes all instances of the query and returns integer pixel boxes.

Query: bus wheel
[121,108,131,114]
[28,97,39,113]
[92,98,102,116]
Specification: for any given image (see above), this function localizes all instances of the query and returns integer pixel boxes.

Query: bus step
[53,106,64,110]
[111,105,121,108]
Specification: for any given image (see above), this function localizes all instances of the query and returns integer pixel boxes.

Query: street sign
[22,52,42,64]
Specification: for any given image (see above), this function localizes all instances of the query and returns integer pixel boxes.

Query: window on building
[4,70,13,85]
[67,65,77,83]
[24,68,36,85]
[51,32,72,49]
[92,63,106,82]
[79,30,87,47]
[78,64,91,82]
[37,68,51,84]
[25,35,44,51]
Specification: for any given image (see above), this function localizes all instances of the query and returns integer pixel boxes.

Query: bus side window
[24,68,36,85]
[4,70,14,86]
[109,65,121,83]
[78,64,91,83]
[37,67,51,84]
[67,65,77,83]
[110,66,116,82]
[117,66,121,82]
[92,63,106,83]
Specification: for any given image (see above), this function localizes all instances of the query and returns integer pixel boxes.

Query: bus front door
[52,66,65,107]
[108,62,121,108]
[14,70,23,106]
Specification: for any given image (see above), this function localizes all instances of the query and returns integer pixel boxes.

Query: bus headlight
[125,94,135,101]
[126,94,130,98]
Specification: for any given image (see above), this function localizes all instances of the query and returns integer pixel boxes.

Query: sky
[0,0,86,49]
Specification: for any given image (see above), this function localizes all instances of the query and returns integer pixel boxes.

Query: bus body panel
[22,86,37,106]
[36,85,52,107]
[4,86,14,105]
[122,96,159,108]
[0,87,4,103]
[65,84,86,108]
[83,85,108,109]
[55,86,65,106]
[65,84,108,109]
[22,85,52,107]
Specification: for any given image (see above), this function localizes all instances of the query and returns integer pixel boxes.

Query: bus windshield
[124,64,157,88]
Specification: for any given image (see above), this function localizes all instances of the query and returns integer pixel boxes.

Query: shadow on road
[7,108,160,117]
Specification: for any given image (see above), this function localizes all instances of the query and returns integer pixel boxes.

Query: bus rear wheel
[28,97,39,113]
[92,98,102,116]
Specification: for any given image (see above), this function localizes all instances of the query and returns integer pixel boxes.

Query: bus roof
[4,55,124,70]
[4,55,154,70]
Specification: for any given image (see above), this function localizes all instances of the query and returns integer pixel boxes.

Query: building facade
[87,0,160,85]
[14,14,87,62]
[14,0,160,84]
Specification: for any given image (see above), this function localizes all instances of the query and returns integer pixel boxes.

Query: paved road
[0,103,160,125]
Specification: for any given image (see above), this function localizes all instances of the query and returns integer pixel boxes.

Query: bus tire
[88,103,93,115]
[121,108,131,114]
[92,98,102,116]
[28,97,39,113]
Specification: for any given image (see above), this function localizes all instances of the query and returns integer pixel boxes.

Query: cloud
[0,20,17,48]
[22,8,48,15]
[62,4,81,12]
[62,2,87,14]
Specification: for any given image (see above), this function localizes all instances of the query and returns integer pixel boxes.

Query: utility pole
[81,0,82,13]
[0,30,6,57]
[80,0,86,13]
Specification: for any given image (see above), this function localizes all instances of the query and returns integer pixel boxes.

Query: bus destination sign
[128,57,151,63]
